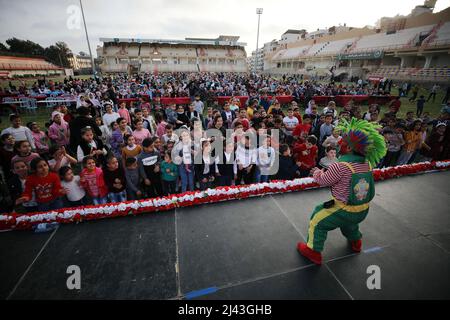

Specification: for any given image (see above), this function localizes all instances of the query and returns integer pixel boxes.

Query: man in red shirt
[293,135,318,177]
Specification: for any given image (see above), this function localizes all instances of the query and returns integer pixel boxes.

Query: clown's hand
[310,167,321,176]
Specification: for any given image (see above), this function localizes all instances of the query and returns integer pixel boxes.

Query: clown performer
[297,118,387,265]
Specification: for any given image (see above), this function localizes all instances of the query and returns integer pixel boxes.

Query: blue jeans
[179,164,194,192]
[38,198,63,212]
[108,190,127,203]
[92,196,108,205]
[255,167,270,183]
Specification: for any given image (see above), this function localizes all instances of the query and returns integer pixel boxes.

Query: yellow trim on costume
[307,199,370,249]
[333,198,370,212]
[341,161,373,172]
[341,162,355,173]
[307,206,341,249]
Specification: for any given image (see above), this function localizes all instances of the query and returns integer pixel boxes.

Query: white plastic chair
[45,97,57,112]
[19,98,31,113]
[27,98,38,113]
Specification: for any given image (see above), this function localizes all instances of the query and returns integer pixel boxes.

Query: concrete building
[97,35,248,73]
[68,52,92,72]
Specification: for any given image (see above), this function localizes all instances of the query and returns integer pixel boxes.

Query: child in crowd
[235,135,257,185]
[80,156,108,205]
[137,137,163,197]
[319,114,334,143]
[1,114,36,150]
[28,122,49,158]
[11,140,39,167]
[124,157,143,200]
[48,145,77,172]
[96,116,111,149]
[256,134,275,183]
[132,109,151,131]
[294,135,318,177]
[16,157,64,211]
[48,113,70,147]
[162,124,179,144]
[118,101,131,125]
[319,146,337,169]
[275,144,299,180]
[216,141,237,186]
[102,103,120,129]
[104,155,127,203]
[397,120,423,165]
[173,130,194,192]
[110,117,133,159]
[132,119,151,146]
[0,133,16,180]
[142,107,158,135]
[405,111,415,127]
[283,108,299,135]
[422,123,447,161]
[121,134,142,167]
[160,151,179,195]
[194,140,216,190]
[322,128,342,150]
[155,112,168,139]
[7,159,38,213]
[59,166,87,207]
[77,126,108,165]
[381,124,405,167]
[165,103,178,126]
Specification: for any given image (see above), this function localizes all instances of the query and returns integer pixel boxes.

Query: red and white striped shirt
[313,161,370,204]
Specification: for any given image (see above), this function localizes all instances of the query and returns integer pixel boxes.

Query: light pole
[79,0,96,76]
[255,8,263,74]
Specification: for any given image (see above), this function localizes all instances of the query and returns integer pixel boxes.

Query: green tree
[5,38,45,56]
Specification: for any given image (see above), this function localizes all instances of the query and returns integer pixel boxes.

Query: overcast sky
[1,0,449,57]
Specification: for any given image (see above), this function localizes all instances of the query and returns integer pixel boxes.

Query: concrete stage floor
[1,171,449,300]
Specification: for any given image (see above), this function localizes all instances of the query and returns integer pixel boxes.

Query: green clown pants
[306,199,369,252]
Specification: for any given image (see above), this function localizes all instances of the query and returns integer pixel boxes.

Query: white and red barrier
[1,160,449,231]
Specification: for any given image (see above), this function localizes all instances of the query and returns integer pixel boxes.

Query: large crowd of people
[0,72,449,214]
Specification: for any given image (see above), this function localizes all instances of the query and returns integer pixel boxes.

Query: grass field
[0,79,448,132]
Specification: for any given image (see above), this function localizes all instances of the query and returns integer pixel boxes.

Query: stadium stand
[351,25,435,52]
[426,21,450,46]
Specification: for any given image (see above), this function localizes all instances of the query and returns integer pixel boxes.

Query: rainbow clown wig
[338,118,387,167]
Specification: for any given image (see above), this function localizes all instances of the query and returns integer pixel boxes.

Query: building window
[218,58,225,64]
[188,58,197,64]
[118,58,129,64]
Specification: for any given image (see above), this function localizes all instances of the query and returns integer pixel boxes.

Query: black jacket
[69,116,102,151]
[194,155,216,180]
[221,110,236,129]
[275,155,299,180]
[217,152,235,178]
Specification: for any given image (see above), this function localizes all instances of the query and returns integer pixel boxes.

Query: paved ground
[1,171,449,300]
